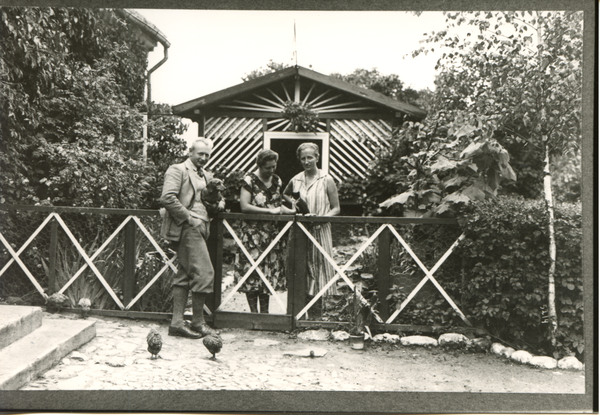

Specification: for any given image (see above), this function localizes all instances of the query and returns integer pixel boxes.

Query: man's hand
[187,216,204,228]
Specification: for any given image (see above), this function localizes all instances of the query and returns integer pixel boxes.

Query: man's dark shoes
[168,325,202,339]
[190,322,218,337]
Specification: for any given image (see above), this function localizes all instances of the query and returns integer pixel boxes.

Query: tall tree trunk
[536,12,558,348]
[543,143,558,346]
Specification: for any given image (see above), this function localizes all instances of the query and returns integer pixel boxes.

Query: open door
[264,132,330,188]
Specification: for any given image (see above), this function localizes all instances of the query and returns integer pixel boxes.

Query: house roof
[116,9,171,51]
[172,66,427,121]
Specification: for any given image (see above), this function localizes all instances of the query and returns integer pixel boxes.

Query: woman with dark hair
[283,143,340,314]
[234,149,295,313]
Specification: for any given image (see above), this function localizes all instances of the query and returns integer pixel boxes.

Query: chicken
[147,329,162,360]
[201,178,226,215]
[78,298,91,319]
[203,334,223,360]
[45,292,70,313]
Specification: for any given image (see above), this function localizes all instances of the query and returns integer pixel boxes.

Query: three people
[161,140,339,320]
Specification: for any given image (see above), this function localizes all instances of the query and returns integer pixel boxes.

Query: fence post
[286,221,296,316]
[378,226,391,322]
[290,220,307,328]
[207,216,224,313]
[48,218,58,294]
[123,218,136,306]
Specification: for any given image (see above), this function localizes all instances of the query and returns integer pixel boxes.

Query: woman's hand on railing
[280,205,296,215]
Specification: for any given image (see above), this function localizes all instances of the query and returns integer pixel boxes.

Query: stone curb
[302,329,583,371]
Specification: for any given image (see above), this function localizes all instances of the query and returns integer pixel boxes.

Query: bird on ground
[45,292,70,313]
[147,329,162,360]
[203,333,223,360]
[78,298,91,319]
[201,178,226,215]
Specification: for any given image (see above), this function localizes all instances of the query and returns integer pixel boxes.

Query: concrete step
[0,305,43,350]
[0,317,96,390]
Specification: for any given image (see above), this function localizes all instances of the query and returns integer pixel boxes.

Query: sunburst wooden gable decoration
[173,66,427,181]
[174,66,426,125]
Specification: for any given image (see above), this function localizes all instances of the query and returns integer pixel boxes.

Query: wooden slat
[267,119,290,131]
[58,216,136,294]
[313,101,363,112]
[0,204,158,216]
[282,83,291,101]
[0,212,56,277]
[372,323,480,334]
[349,119,390,148]
[307,89,330,106]
[254,92,285,109]
[207,218,223,312]
[301,83,316,105]
[348,118,379,145]
[331,129,374,163]
[330,139,370,171]
[123,219,136,306]
[213,311,292,331]
[310,93,343,109]
[357,119,391,146]
[267,87,287,105]
[219,138,261,171]
[58,308,213,323]
[48,219,58,294]
[370,119,393,139]
[211,137,259,169]
[327,166,343,183]
[329,146,360,178]
[318,107,375,114]
[291,223,308,323]
[210,117,238,139]
[377,226,392,322]
[230,99,282,111]
[337,119,381,149]
[229,118,258,140]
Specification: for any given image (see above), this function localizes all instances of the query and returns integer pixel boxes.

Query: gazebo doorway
[264,132,330,187]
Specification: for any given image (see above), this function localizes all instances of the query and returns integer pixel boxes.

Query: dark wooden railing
[0,205,467,332]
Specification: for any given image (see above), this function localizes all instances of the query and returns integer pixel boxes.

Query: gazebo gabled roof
[172,66,427,122]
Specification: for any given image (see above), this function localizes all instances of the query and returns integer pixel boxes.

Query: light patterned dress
[289,169,337,296]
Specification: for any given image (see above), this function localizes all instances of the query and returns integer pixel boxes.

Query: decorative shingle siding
[203,116,392,181]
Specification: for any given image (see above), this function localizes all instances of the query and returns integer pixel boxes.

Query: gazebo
[172,65,427,186]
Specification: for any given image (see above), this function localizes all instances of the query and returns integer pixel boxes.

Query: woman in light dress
[283,143,340,314]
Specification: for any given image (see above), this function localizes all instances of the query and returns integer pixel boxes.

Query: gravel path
[20,312,585,393]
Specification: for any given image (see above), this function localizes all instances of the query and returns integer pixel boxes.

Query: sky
[133,9,449,143]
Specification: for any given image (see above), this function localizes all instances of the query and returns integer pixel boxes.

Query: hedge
[457,196,583,359]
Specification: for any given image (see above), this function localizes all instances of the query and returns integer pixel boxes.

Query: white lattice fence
[0,209,210,314]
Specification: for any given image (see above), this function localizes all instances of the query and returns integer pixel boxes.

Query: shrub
[457,196,583,359]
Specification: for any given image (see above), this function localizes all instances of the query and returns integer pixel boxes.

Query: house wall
[203,116,392,182]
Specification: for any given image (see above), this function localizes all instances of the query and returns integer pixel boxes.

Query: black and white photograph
[0,1,595,413]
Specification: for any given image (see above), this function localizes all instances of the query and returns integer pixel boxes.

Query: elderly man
[160,138,220,338]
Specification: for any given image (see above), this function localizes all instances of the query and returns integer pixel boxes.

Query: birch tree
[414,11,582,347]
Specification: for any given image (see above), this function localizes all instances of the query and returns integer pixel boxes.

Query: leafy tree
[413,11,583,347]
[376,112,517,217]
[330,68,421,106]
[241,60,290,82]
[0,7,187,209]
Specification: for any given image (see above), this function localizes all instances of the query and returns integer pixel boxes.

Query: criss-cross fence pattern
[1,205,468,331]
[0,206,190,315]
